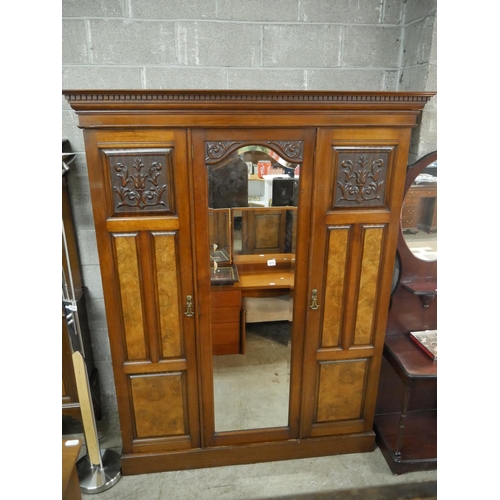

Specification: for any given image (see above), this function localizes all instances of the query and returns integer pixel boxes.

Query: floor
[63,320,437,499]
[403,230,437,261]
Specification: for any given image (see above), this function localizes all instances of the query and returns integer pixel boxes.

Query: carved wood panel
[205,140,303,165]
[333,148,393,209]
[130,373,186,439]
[104,148,175,215]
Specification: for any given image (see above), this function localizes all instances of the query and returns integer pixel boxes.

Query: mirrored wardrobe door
[191,129,316,447]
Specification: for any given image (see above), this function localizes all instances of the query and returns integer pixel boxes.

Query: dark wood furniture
[62,144,101,421]
[374,151,437,474]
[63,90,434,475]
[62,439,83,500]
[401,184,437,234]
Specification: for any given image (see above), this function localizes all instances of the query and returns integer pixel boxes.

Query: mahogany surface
[374,151,437,474]
[63,90,434,475]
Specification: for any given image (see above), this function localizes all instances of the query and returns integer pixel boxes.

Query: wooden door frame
[190,127,316,447]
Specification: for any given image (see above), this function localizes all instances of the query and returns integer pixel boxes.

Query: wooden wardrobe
[63,90,434,475]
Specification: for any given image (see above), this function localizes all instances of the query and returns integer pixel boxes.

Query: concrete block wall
[62,0,437,431]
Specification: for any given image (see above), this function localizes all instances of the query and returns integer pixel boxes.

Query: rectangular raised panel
[353,226,384,346]
[152,232,182,359]
[114,234,147,361]
[316,360,368,423]
[103,148,175,216]
[321,227,350,348]
[333,147,393,209]
[130,373,186,439]
[242,209,286,254]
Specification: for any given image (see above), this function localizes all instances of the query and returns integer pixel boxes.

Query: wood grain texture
[317,359,368,422]
[242,208,286,254]
[114,233,147,360]
[130,373,186,438]
[153,232,182,358]
[64,91,433,472]
[354,226,384,346]
[321,227,349,347]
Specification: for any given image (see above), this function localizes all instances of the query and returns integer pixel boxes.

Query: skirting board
[121,432,376,475]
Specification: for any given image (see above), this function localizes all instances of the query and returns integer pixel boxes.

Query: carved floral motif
[113,156,168,210]
[205,141,242,162]
[267,141,303,161]
[205,140,303,164]
[337,154,386,205]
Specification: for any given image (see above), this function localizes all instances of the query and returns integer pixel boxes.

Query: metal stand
[63,154,121,494]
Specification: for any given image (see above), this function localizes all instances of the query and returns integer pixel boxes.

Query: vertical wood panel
[316,360,368,422]
[130,373,186,438]
[321,226,349,347]
[114,234,147,360]
[354,226,384,346]
[152,232,182,359]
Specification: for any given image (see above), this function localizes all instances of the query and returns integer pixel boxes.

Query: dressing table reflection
[374,151,437,474]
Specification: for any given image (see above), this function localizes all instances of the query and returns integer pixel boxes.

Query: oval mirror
[401,158,437,262]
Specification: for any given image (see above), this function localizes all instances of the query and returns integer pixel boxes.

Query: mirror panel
[402,160,437,262]
[206,144,300,433]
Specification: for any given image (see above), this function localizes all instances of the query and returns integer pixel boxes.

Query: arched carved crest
[205,140,303,165]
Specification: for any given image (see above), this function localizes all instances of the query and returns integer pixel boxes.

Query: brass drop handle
[185,295,195,317]
[310,289,319,310]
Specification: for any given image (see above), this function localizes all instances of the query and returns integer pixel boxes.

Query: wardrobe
[63,90,434,475]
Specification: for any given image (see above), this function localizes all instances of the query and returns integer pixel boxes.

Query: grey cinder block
[382,0,405,24]
[62,0,125,18]
[89,19,177,65]
[228,69,307,90]
[263,25,341,68]
[76,230,100,266]
[308,69,386,91]
[178,21,261,67]
[62,113,85,153]
[87,298,109,331]
[405,0,437,23]
[145,67,227,89]
[131,0,217,20]
[68,192,95,231]
[62,66,143,89]
[301,0,382,24]
[81,265,104,300]
[62,20,88,64]
[217,0,300,22]
[343,25,402,68]
[404,16,434,66]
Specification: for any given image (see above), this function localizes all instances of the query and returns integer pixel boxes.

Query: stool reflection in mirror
[374,151,437,474]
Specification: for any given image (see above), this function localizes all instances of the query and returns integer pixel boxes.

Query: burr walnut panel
[130,373,186,439]
[316,359,368,423]
[333,148,393,209]
[114,233,147,361]
[354,225,384,346]
[321,226,350,348]
[103,148,175,216]
[152,232,183,359]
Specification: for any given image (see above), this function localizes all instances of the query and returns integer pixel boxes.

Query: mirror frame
[396,150,437,287]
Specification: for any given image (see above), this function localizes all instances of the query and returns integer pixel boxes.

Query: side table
[63,439,82,500]
[374,334,437,474]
